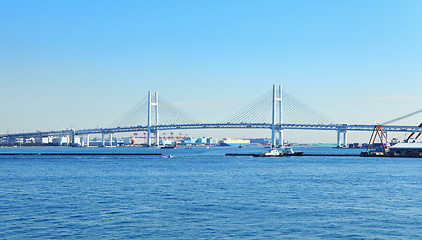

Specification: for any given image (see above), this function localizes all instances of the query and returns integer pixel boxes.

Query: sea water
[1,146,422,239]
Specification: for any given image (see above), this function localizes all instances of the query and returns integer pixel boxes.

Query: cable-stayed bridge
[1,85,421,147]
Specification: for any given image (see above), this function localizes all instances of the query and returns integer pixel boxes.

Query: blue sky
[1,0,421,142]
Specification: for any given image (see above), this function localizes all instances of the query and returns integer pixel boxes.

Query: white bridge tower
[147,91,159,147]
[271,85,283,148]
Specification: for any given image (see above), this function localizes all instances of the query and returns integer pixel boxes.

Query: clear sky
[1,0,421,142]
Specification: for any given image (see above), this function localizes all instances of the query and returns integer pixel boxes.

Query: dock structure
[225,153,360,157]
[226,153,422,158]
[0,153,162,156]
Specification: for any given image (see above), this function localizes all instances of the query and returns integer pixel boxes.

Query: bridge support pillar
[109,133,113,147]
[147,91,151,146]
[86,134,90,147]
[147,91,159,147]
[336,129,348,148]
[271,85,282,148]
[385,131,388,143]
[343,130,347,148]
[101,132,105,147]
[69,131,75,146]
[279,130,284,147]
[155,92,159,147]
[337,130,341,148]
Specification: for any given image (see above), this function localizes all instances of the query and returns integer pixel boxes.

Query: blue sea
[1,146,422,239]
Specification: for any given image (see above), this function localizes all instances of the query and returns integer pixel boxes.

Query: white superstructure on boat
[254,148,283,157]
[387,139,422,156]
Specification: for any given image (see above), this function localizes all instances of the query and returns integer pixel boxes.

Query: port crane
[404,123,422,142]
[366,125,389,154]
[364,108,422,155]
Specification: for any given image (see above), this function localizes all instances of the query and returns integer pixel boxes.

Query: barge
[361,123,422,158]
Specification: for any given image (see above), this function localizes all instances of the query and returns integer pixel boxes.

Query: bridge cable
[381,108,422,125]
[107,97,148,128]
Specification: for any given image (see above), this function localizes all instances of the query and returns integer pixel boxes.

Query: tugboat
[161,141,177,149]
[253,147,283,157]
[283,146,303,156]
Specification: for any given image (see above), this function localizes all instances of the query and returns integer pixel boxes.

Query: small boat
[283,147,303,156]
[253,148,283,157]
[161,142,177,149]
[161,145,176,149]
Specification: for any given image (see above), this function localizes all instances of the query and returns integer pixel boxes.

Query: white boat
[283,147,294,155]
[254,148,283,157]
[283,147,304,156]
[387,139,422,157]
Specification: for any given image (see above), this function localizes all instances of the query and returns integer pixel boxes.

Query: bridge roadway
[1,123,420,140]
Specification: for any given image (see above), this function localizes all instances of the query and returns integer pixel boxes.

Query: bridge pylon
[147,91,159,147]
[336,126,348,148]
[272,85,283,148]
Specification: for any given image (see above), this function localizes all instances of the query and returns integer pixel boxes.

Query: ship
[219,138,250,146]
[386,139,422,157]
[161,141,177,149]
[253,148,283,157]
[362,139,422,157]
[361,123,422,157]
[282,146,304,156]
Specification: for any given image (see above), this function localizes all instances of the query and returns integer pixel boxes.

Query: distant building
[178,137,216,145]
[51,136,82,146]
[160,139,175,145]
[207,138,218,145]
[249,138,271,145]
[116,137,131,145]
[219,138,250,146]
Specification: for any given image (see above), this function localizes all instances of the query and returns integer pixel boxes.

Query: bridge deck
[1,123,420,139]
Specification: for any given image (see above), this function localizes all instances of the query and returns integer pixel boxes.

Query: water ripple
[1,147,422,239]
